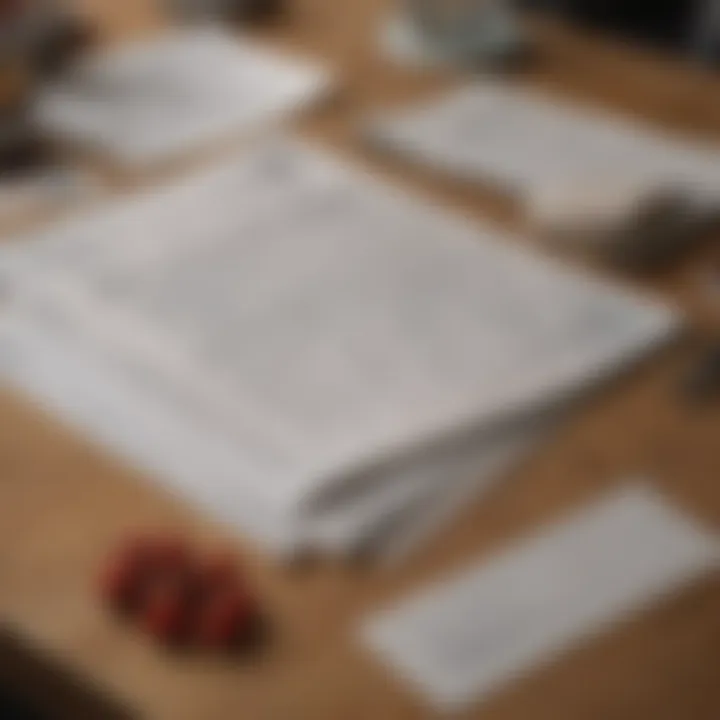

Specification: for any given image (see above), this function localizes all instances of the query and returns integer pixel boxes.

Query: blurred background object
[33,26,333,168]
[168,0,284,25]
[0,0,93,173]
[682,340,720,402]
[365,79,720,275]
[525,0,720,66]
[382,0,530,71]
[526,180,719,272]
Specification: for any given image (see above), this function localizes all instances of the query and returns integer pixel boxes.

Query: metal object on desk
[168,0,283,24]
[381,0,530,71]
[682,342,720,402]
[691,0,720,67]
[524,0,720,67]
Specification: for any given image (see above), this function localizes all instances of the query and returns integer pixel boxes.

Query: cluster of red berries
[99,535,261,651]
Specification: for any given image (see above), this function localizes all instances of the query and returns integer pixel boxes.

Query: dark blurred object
[239,0,284,23]
[0,628,133,720]
[525,181,720,273]
[0,688,43,720]
[34,11,94,77]
[409,0,531,70]
[0,0,94,173]
[0,134,47,173]
[382,0,531,72]
[524,0,720,66]
[682,342,720,402]
[609,201,720,272]
[169,0,284,25]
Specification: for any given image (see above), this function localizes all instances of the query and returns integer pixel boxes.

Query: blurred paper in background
[35,27,333,167]
[365,81,720,202]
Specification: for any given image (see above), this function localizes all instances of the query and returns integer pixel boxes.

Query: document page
[0,138,680,548]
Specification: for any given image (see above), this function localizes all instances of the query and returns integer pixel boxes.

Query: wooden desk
[1,1,720,718]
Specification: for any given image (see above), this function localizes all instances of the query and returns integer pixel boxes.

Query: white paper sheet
[366,82,720,202]
[362,485,720,711]
[0,310,301,553]
[0,303,544,558]
[36,28,333,167]
[0,138,680,555]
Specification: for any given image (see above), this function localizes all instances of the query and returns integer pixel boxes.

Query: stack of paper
[0,138,680,559]
[36,28,333,168]
[365,81,720,203]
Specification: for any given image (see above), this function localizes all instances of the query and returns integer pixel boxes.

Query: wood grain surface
[0,1,719,718]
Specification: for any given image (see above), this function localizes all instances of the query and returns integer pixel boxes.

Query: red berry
[195,589,256,650]
[141,584,188,645]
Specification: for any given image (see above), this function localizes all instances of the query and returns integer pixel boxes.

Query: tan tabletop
[1,1,720,718]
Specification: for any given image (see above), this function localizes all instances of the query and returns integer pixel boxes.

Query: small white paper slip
[36,28,333,167]
[361,485,720,712]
